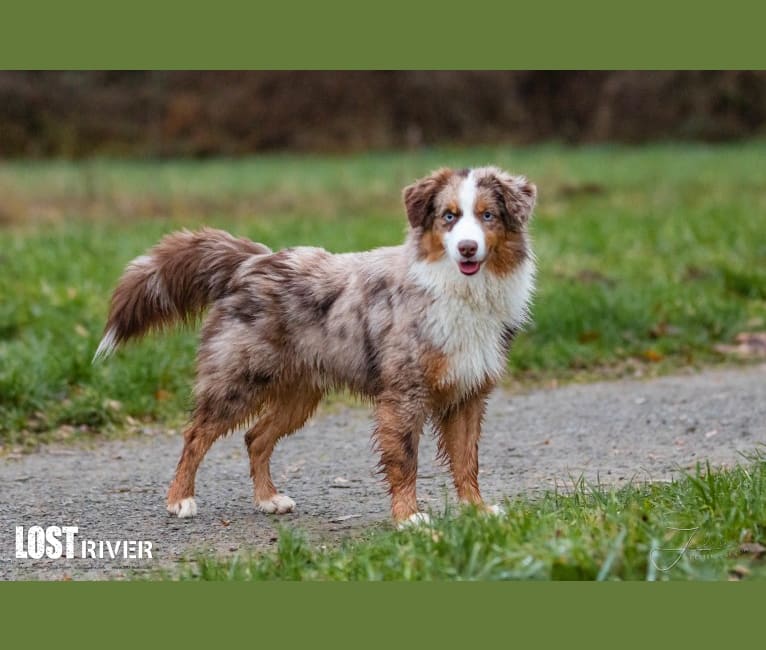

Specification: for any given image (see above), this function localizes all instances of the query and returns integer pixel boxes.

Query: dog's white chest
[410,257,535,393]
[434,307,508,390]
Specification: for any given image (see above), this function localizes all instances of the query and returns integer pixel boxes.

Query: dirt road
[2,364,764,580]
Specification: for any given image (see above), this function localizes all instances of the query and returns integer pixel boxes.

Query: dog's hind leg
[166,357,263,518]
[166,417,229,518]
[244,385,322,514]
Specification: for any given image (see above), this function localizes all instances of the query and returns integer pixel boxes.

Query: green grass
[1,142,765,447]
[178,458,766,581]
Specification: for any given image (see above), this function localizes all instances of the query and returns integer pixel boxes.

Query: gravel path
[2,364,764,580]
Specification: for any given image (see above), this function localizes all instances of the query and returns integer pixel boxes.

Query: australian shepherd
[95,166,537,525]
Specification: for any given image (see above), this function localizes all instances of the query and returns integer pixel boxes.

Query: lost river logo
[15,526,153,560]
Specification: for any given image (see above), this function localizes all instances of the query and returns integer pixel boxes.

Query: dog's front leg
[373,394,426,523]
[435,388,491,508]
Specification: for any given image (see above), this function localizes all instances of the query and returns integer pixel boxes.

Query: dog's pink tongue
[459,261,480,275]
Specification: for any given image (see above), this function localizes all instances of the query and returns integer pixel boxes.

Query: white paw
[486,503,505,516]
[397,512,431,529]
[167,497,197,518]
[257,494,296,514]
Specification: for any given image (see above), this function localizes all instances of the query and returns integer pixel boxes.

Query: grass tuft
[180,457,766,581]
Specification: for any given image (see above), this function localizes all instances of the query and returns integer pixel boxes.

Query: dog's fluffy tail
[94,228,271,361]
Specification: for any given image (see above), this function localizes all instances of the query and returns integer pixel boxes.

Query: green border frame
[3,2,765,644]
[3,583,763,643]
[1,0,766,68]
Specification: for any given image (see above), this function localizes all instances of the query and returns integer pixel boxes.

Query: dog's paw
[485,503,505,516]
[256,494,296,514]
[397,512,431,529]
[167,497,197,518]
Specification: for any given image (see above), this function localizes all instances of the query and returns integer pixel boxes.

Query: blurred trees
[1,71,764,157]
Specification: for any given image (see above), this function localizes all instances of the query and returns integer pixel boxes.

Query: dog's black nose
[458,240,478,258]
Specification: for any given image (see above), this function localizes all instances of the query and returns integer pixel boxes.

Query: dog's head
[403,166,536,276]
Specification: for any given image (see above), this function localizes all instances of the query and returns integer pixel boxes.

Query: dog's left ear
[488,170,537,228]
[403,168,451,229]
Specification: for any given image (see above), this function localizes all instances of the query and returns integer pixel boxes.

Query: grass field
[178,458,766,581]
[1,143,765,449]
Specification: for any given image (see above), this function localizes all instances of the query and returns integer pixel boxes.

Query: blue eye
[444,212,456,223]
[482,211,493,221]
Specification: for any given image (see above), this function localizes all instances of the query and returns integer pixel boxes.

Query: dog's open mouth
[458,260,481,276]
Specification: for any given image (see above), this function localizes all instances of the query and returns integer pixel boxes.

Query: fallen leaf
[714,332,766,359]
[331,476,351,488]
[649,322,668,339]
[649,322,682,339]
[643,349,664,363]
[683,265,710,282]
[219,519,231,527]
[578,330,601,343]
[104,399,122,411]
[331,514,361,523]
[729,565,751,580]
[557,182,606,198]
[574,269,613,285]
[740,542,766,558]
[155,389,171,401]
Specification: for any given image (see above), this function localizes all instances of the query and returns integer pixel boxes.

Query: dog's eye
[482,211,493,222]
[443,212,456,223]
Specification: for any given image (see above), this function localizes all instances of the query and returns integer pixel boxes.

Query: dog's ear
[403,168,451,229]
[486,169,537,229]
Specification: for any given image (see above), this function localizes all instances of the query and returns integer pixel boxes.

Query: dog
[94,166,536,525]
